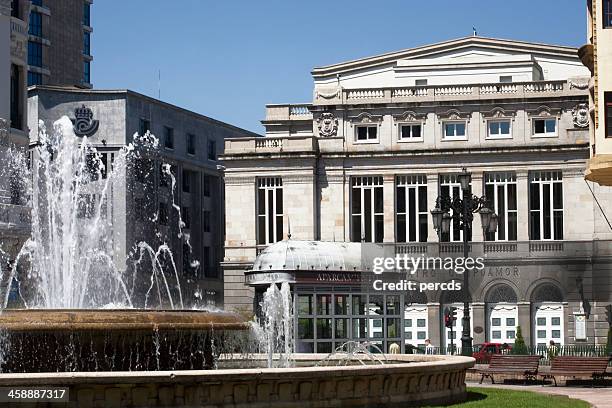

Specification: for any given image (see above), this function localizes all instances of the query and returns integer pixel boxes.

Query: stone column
[427,303,441,349]
[471,173,484,242]
[516,171,530,241]
[426,172,439,243]
[517,301,532,346]
[383,174,395,243]
[471,302,486,344]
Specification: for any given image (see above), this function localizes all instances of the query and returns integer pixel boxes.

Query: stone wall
[0,354,473,408]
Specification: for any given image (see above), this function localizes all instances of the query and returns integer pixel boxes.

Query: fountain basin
[0,309,250,373]
[0,354,474,407]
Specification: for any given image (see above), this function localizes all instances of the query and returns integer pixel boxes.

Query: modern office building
[28,86,259,307]
[581,0,612,185]
[222,36,612,352]
[26,0,92,87]
[0,0,32,265]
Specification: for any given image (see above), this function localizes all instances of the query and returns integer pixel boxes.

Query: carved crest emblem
[316,112,338,137]
[72,105,99,137]
[572,104,589,128]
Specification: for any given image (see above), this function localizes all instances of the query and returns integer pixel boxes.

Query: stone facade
[222,37,612,349]
[28,86,259,307]
[0,0,32,269]
[26,0,93,87]
[582,0,612,184]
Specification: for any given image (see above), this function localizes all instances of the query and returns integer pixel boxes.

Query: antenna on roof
[472,27,478,37]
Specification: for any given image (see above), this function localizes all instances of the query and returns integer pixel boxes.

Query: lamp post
[431,168,498,356]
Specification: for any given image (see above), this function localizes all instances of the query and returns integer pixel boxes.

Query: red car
[472,342,512,363]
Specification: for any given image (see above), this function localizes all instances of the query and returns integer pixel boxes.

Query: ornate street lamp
[430,170,498,356]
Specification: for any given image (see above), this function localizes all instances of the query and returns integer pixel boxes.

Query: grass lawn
[427,387,590,407]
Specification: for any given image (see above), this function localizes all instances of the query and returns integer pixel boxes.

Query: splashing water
[259,282,294,368]
[0,116,186,309]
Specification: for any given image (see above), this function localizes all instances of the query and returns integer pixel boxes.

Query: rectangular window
[207,139,216,160]
[439,174,472,242]
[11,0,20,19]
[31,0,42,6]
[10,65,21,130]
[203,210,211,232]
[529,171,563,240]
[533,118,557,137]
[605,0,612,27]
[484,172,517,241]
[139,118,150,136]
[351,176,384,243]
[187,133,196,155]
[182,169,191,193]
[83,60,90,84]
[83,31,91,56]
[415,79,428,86]
[487,120,512,139]
[443,121,467,140]
[499,75,513,83]
[27,71,42,86]
[83,2,91,26]
[396,175,428,243]
[158,202,168,225]
[182,206,190,229]
[28,41,42,67]
[163,126,174,149]
[355,125,378,142]
[398,123,422,141]
[203,175,211,197]
[606,92,612,137]
[256,177,283,245]
[29,11,42,36]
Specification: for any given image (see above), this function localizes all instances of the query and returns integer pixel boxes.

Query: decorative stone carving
[482,107,516,120]
[568,79,589,90]
[526,105,561,117]
[316,112,338,137]
[315,87,341,100]
[72,105,99,137]
[349,112,382,124]
[392,110,426,122]
[572,104,589,128]
[437,108,471,122]
[10,38,26,61]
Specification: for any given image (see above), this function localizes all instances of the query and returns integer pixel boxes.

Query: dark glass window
[83,60,90,84]
[356,125,378,141]
[396,175,427,243]
[182,169,190,193]
[207,139,216,160]
[29,11,42,36]
[158,202,168,225]
[163,126,174,149]
[203,175,211,197]
[83,31,91,56]
[27,71,42,86]
[31,0,42,6]
[28,41,42,67]
[606,92,612,138]
[256,177,283,244]
[187,133,196,155]
[605,0,612,27]
[11,0,20,19]
[351,176,383,242]
[83,2,91,26]
[484,173,517,241]
[529,172,563,240]
[203,210,211,232]
[139,118,150,135]
[10,65,22,130]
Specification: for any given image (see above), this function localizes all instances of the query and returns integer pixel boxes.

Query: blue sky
[92,0,586,133]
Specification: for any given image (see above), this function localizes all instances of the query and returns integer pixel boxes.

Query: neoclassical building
[222,37,612,352]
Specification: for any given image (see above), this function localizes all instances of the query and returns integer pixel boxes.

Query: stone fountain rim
[0,354,475,385]
[0,308,249,331]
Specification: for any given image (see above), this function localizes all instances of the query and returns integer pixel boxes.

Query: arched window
[532,283,563,303]
[486,284,517,303]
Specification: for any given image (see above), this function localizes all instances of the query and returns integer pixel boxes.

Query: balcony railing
[224,135,317,155]
[313,80,583,105]
[264,104,313,122]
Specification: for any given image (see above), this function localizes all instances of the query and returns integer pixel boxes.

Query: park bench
[542,356,611,386]
[477,355,541,384]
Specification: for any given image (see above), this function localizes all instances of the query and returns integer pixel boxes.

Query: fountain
[0,117,474,407]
